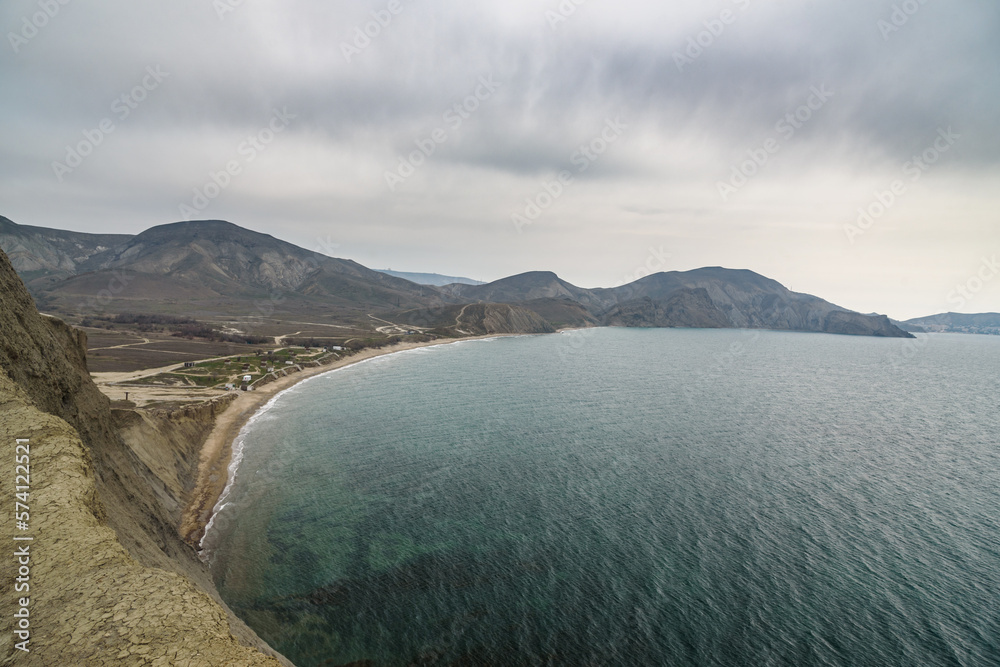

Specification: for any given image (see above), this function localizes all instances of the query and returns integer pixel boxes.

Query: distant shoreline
[182,333,520,549]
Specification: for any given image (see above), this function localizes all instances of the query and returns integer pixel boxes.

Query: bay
[206,329,1000,667]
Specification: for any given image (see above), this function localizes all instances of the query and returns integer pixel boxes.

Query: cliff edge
[0,246,287,665]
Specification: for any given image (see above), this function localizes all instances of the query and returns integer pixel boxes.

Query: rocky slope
[461,303,556,335]
[395,302,556,335]
[0,247,288,665]
[0,214,131,293]
[53,219,446,313]
[450,267,913,338]
[0,217,449,320]
[603,288,732,329]
[601,268,910,337]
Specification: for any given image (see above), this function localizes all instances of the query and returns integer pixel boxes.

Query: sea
[203,328,1000,667]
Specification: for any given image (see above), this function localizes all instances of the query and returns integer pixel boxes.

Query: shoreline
[179,334,516,548]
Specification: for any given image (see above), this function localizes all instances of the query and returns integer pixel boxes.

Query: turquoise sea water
[205,329,1000,666]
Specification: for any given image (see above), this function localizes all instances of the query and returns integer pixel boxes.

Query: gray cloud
[1,0,998,319]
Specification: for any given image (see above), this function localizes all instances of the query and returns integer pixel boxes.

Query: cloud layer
[2,0,998,318]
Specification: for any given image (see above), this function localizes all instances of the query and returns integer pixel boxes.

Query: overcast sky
[2,0,998,319]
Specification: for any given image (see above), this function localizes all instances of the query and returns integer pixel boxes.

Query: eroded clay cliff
[0,247,288,665]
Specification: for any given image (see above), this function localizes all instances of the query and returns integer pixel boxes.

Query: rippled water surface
[206,329,1000,666]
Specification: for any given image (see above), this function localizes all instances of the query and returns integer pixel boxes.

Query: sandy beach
[178,334,512,547]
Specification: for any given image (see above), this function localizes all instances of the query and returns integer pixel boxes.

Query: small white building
[242,374,252,382]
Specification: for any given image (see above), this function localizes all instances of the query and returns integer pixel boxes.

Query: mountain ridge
[0,214,133,291]
[12,218,449,321]
[0,216,912,339]
[444,267,911,338]
[903,312,1000,336]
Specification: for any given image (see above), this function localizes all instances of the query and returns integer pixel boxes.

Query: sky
[1,0,998,320]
